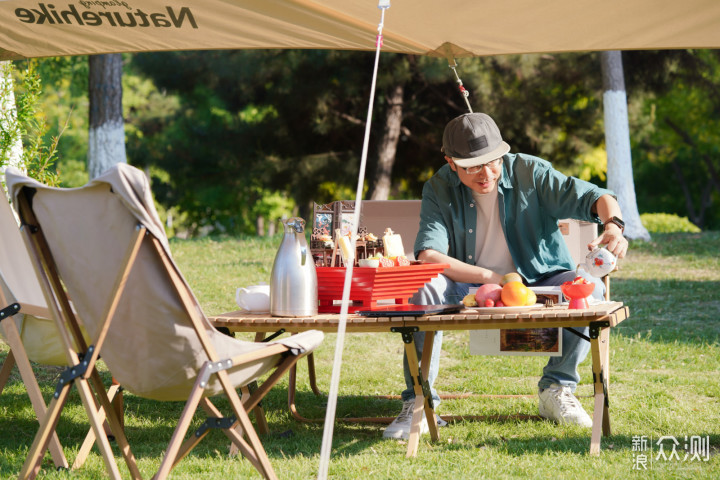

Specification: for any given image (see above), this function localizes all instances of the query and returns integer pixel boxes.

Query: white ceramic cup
[235,284,270,312]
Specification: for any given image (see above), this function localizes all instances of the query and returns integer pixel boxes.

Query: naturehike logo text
[15,3,198,29]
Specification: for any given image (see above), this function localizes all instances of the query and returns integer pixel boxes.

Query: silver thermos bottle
[270,217,318,317]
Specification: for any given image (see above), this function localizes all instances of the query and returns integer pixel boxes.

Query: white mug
[578,247,617,278]
[235,284,270,313]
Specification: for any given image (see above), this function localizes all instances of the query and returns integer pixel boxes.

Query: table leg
[403,331,438,458]
[590,326,611,455]
[421,333,440,442]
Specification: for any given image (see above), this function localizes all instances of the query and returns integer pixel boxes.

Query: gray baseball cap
[442,113,510,167]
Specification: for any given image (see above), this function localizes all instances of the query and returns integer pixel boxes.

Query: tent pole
[317,2,391,479]
[448,57,473,113]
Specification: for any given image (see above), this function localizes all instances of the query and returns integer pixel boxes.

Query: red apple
[475,283,502,305]
[484,298,495,307]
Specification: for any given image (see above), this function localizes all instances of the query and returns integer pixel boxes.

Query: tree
[1,61,24,171]
[624,49,720,230]
[368,82,403,200]
[600,51,650,240]
[88,54,126,179]
[129,49,715,235]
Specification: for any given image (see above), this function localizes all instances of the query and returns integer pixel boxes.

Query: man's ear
[445,155,457,171]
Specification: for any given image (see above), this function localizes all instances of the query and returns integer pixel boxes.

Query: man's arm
[418,249,504,285]
[589,194,629,258]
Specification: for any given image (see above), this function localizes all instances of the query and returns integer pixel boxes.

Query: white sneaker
[383,399,447,439]
[538,384,593,428]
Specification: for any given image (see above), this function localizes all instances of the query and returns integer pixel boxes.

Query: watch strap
[603,216,625,233]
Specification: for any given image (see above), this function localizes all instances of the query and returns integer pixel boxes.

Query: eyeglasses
[460,157,503,174]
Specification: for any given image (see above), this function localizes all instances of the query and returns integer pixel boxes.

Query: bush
[640,213,701,233]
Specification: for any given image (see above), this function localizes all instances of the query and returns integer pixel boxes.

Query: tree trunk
[600,50,650,241]
[1,61,24,171]
[88,54,126,179]
[368,84,404,200]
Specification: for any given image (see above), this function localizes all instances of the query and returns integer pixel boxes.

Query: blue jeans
[402,270,605,403]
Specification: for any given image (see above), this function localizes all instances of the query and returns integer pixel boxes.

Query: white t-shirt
[471,188,516,276]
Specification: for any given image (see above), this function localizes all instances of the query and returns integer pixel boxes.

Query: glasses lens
[465,158,501,174]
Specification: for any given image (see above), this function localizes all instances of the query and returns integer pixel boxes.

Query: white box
[559,218,598,266]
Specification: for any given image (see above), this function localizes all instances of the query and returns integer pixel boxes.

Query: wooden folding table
[210,302,629,457]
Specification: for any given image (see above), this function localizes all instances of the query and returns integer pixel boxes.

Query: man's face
[446,156,503,195]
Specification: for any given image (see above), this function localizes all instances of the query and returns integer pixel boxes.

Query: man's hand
[590,194,629,259]
[588,223,628,258]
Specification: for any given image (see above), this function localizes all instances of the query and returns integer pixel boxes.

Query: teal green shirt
[414,153,614,283]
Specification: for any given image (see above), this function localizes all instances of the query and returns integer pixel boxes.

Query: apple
[475,283,502,305]
[484,298,495,307]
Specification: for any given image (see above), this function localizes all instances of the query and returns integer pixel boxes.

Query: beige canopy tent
[3,1,720,478]
[2,0,720,61]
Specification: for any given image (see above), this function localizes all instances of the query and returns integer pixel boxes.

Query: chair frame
[13,185,313,480]
[0,301,69,470]
[1,197,123,473]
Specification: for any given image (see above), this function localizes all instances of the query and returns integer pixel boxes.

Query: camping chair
[0,184,124,471]
[0,184,68,470]
[5,164,324,480]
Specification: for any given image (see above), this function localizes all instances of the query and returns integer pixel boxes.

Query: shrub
[640,213,701,233]
[1,61,61,186]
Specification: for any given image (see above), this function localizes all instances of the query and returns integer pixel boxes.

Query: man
[383,112,628,440]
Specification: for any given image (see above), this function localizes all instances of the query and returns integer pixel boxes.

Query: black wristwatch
[603,216,625,233]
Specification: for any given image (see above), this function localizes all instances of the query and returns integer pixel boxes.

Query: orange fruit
[500,281,529,306]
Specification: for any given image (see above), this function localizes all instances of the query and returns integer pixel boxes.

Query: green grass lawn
[1,232,718,479]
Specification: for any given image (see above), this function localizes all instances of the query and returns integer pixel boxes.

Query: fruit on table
[500,281,530,306]
[525,289,537,306]
[475,283,502,305]
[462,293,478,307]
[500,272,523,286]
[484,298,495,307]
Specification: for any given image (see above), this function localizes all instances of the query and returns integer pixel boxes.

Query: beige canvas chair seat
[6,164,323,480]
[0,186,81,365]
[1,182,109,471]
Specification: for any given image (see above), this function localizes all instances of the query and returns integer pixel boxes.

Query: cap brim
[452,142,510,167]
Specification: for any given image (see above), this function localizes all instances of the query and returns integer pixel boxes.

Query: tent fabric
[5,164,324,401]
[2,0,720,61]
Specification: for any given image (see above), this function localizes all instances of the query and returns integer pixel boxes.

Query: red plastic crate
[316,263,449,313]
